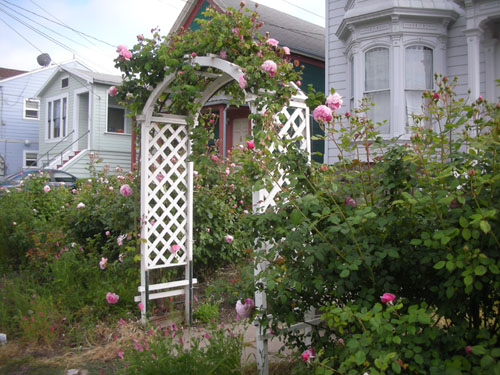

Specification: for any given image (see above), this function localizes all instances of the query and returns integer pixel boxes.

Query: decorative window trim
[46,94,68,142]
[23,98,40,120]
[23,150,38,168]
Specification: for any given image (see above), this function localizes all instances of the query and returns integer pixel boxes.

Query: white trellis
[137,56,312,375]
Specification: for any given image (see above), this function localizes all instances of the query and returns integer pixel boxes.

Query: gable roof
[0,60,92,84]
[170,0,325,60]
[36,66,121,97]
[0,68,27,80]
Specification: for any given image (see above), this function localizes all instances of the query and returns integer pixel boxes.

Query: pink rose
[345,197,356,207]
[106,292,119,304]
[225,234,234,243]
[117,234,126,246]
[261,60,277,77]
[117,349,124,359]
[235,298,254,319]
[43,185,50,193]
[326,93,343,111]
[211,154,219,163]
[246,140,255,150]
[105,231,110,236]
[301,348,314,362]
[380,293,396,304]
[191,52,197,58]
[266,38,279,47]
[320,165,327,172]
[99,257,108,270]
[465,345,472,354]
[156,173,164,182]
[296,80,301,86]
[120,184,132,197]
[137,34,144,41]
[171,244,180,254]
[238,75,247,90]
[77,202,85,209]
[313,105,333,123]
[282,46,290,55]
[138,302,144,312]
[220,50,227,59]
[108,86,117,97]
[116,45,132,60]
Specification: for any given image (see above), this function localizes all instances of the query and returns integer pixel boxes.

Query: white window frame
[46,94,68,142]
[23,150,38,168]
[23,98,40,120]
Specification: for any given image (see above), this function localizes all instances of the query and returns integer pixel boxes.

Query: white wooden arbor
[136,55,311,375]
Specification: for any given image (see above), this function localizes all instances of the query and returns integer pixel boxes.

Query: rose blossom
[225,234,234,243]
[266,38,279,47]
[246,140,255,150]
[120,184,132,197]
[282,46,290,55]
[235,298,254,319]
[138,302,144,312]
[326,93,343,111]
[43,185,50,193]
[261,60,277,77]
[108,86,117,97]
[99,257,108,270]
[238,75,247,90]
[380,292,396,304]
[313,105,333,123]
[116,45,132,60]
[117,234,126,246]
[171,244,180,254]
[301,348,314,362]
[77,202,85,209]
[106,292,119,304]
[345,197,356,207]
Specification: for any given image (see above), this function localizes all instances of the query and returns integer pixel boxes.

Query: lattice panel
[255,104,310,213]
[144,122,189,270]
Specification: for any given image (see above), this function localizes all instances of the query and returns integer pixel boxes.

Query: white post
[139,119,148,324]
[465,28,482,101]
[185,161,194,324]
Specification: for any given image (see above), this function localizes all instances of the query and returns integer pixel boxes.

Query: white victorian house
[325,0,500,163]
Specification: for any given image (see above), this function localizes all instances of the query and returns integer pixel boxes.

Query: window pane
[108,107,125,133]
[365,48,389,91]
[406,90,424,126]
[62,97,67,137]
[47,101,52,139]
[25,152,38,167]
[53,99,61,138]
[405,46,433,90]
[365,90,390,134]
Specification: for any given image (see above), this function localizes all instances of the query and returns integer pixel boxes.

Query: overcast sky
[0,0,324,74]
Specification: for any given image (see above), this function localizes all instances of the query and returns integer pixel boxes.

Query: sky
[0,0,324,75]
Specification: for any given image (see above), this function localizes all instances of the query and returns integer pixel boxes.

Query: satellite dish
[37,53,51,67]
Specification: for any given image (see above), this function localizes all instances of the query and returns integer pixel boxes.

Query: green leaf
[480,220,491,234]
[434,261,446,270]
[446,286,454,298]
[290,209,303,226]
[491,348,500,357]
[340,269,350,278]
[462,228,471,240]
[474,265,487,276]
[410,239,422,245]
[471,345,487,355]
[459,216,468,228]
[391,362,401,374]
[464,275,473,287]
[354,350,366,365]
[414,354,424,365]
[393,336,401,344]
[480,355,495,368]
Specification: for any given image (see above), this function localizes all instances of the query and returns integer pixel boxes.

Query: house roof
[170,0,325,60]
[0,60,92,85]
[36,66,121,97]
[0,68,27,80]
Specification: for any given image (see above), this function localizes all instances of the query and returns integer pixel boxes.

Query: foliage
[193,301,219,324]
[118,323,243,375]
[249,76,500,373]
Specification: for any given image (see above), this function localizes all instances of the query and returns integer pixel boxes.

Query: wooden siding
[62,149,131,179]
[447,15,468,97]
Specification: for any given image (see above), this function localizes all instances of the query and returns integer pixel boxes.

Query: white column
[484,36,497,101]
[465,28,482,101]
[391,31,405,136]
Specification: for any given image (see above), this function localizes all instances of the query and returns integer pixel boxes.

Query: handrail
[40,130,90,168]
[37,130,75,165]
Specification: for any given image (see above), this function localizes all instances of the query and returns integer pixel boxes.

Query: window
[23,98,40,120]
[107,107,130,134]
[61,77,69,88]
[364,47,390,133]
[24,151,38,168]
[405,46,433,125]
[47,97,68,139]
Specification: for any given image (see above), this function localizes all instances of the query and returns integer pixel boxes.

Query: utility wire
[0,15,43,53]
[0,0,116,48]
[0,2,93,50]
[29,0,99,48]
[280,0,324,19]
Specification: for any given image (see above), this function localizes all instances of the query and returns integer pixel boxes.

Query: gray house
[0,60,88,177]
[325,0,500,164]
[36,67,132,178]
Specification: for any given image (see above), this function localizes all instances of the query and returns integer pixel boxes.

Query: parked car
[0,169,78,190]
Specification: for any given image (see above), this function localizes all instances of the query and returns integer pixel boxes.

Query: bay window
[364,47,390,134]
[405,46,433,126]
